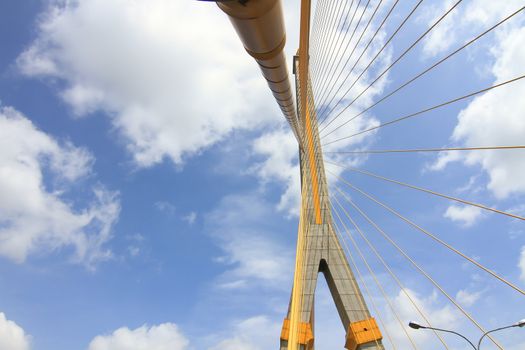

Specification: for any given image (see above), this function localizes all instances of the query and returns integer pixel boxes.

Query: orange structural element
[280,318,314,346]
[303,102,323,224]
[298,0,322,224]
[345,318,383,350]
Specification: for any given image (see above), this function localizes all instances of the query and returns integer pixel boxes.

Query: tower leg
[279,226,384,350]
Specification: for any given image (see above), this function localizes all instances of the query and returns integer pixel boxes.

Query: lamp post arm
[423,327,477,349]
[477,325,516,349]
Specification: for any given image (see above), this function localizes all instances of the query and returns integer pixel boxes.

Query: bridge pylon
[279,1,384,348]
[213,0,385,348]
[279,52,384,350]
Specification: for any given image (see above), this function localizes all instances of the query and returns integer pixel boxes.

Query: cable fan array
[307,0,525,348]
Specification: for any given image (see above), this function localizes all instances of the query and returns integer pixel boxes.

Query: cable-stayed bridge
[210,0,525,348]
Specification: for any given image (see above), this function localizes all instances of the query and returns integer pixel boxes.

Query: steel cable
[334,187,450,349]
[316,0,420,126]
[326,161,525,221]
[315,0,368,101]
[331,182,504,349]
[324,145,525,154]
[321,5,525,138]
[315,0,385,116]
[329,170,525,298]
[322,74,525,146]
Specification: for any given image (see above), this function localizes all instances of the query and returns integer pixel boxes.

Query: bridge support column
[279,216,384,350]
[279,26,385,345]
[212,0,388,347]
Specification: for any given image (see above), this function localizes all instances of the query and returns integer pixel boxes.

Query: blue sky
[0,0,524,349]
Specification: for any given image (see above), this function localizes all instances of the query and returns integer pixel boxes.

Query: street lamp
[408,319,525,349]
[408,321,476,349]
[477,319,525,349]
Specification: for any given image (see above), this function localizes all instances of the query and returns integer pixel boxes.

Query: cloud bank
[427,1,525,199]
[18,0,279,167]
[0,106,119,266]
[0,313,30,350]
[88,323,189,350]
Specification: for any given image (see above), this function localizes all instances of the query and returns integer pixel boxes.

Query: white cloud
[386,288,462,348]
[456,175,482,194]
[127,246,140,257]
[208,316,280,350]
[250,128,300,217]
[420,0,525,56]
[431,22,525,198]
[0,313,31,350]
[463,0,525,27]
[519,246,525,282]
[443,204,483,227]
[18,0,279,168]
[419,0,459,57]
[155,201,176,215]
[456,289,482,307]
[217,279,248,290]
[422,3,525,207]
[206,194,293,289]
[17,0,389,220]
[88,323,189,350]
[0,106,119,266]
[125,234,145,258]
[182,211,197,226]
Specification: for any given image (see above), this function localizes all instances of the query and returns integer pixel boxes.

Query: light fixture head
[408,321,425,330]
[516,319,525,328]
